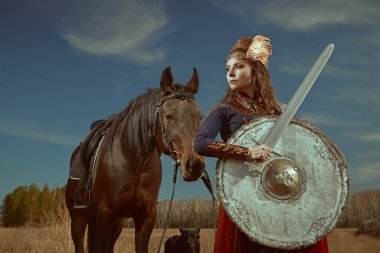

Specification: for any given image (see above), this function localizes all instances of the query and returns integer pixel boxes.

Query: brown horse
[65,66,205,253]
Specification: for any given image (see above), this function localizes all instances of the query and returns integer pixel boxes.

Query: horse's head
[156,66,205,182]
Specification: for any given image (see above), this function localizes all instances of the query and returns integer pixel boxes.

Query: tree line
[1,183,66,227]
[337,189,380,227]
[1,183,379,228]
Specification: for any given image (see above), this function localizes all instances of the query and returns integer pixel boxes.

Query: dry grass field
[0,226,379,253]
[2,190,379,252]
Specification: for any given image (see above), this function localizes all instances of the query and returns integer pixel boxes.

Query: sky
[0,0,379,203]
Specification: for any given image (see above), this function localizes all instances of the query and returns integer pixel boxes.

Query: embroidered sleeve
[194,105,249,160]
[207,141,249,160]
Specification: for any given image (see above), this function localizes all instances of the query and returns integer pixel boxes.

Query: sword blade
[263,44,334,149]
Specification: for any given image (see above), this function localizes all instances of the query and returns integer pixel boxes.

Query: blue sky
[0,0,379,203]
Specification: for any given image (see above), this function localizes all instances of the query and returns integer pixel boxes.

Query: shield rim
[215,116,349,250]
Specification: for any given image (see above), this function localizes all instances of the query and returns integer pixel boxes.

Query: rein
[155,167,217,253]
[154,92,194,253]
[154,92,217,252]
[156,159,180,253]
[200,170,218,232]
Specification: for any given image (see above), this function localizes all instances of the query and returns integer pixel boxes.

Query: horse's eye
[166,114,173,120]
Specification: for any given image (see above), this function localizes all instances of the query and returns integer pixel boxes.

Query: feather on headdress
[227,35,272,67]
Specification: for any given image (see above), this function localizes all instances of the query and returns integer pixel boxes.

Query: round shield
[215,116,349,250]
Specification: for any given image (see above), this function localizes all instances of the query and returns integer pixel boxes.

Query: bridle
[153,92,195,163]
[153,92,196,253]
[153,92,218,253]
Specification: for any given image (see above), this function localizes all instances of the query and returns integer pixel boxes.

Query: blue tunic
[194,104,253,159]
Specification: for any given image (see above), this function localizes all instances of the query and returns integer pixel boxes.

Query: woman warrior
[194,35,329,253]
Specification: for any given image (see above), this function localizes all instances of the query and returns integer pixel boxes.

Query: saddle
[74,118,112,208]
[80,119,107,170]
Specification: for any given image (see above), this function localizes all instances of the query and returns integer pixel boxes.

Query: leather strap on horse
[156,159,180,253]
[200,170,218,232]
[155,167,218,252]
[153,93,194,159]
[201,170,218,204]
[154,92,197,252]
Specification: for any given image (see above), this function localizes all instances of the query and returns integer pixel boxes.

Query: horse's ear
[160,66,173,96]
[179,227,184,234]
[186,67,199,94]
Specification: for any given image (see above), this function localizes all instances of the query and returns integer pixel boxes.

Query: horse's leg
[70,215,88,253]
[66,178,88,253]
[109,218,123,250]
[87,217,97,253]
[95,205,123,253]
[133,201,158,253]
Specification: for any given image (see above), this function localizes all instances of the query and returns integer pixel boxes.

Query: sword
[245,44,334,172]
[264,44,334,148]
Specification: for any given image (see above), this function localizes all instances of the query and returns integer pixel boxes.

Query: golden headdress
[226,35,272,67]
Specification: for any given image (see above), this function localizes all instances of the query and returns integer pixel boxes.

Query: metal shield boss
[215,116,349,250]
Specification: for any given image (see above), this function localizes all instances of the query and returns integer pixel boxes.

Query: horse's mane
[108,84,191,158]
[107,88,160,157]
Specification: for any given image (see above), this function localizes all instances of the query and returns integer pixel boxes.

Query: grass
[0,226,379,253]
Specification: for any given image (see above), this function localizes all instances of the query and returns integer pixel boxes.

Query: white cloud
[258,0,380,31]
[280,63,379,80]
[357,132,380,142]
[349,162,380,186]
[59,0,170,64]
[300,112,363,127]
[366,32,380,51]
[209,0,380,31]
[299,112,380,144]
[342,129,380,143]
[328,84,380,110]
[0,122,78,146]
[303,112,380,144]
[278,64,306,76]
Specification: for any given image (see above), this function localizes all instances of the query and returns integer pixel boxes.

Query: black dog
[164,228,200,253]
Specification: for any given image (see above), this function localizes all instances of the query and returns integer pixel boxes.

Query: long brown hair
[222,54,281,115]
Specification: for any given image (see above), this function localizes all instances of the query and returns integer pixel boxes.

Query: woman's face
[226,57,254,97]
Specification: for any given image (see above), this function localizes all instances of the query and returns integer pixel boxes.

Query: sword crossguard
[244,161,262,174]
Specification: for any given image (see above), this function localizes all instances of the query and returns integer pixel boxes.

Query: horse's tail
[87,217,97,253]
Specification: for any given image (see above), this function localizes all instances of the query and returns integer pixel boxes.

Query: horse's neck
[111,118,159,163]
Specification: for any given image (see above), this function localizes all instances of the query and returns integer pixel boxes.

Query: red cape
[214,205,329,253]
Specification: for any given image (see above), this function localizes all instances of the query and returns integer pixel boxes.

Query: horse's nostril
[185,159,192,173]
